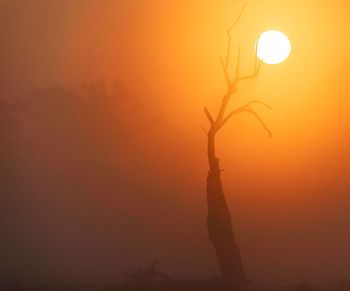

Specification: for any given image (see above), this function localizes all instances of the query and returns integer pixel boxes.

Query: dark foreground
[1,279,343,291]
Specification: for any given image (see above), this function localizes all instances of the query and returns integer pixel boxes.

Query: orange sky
[2,0,350,288]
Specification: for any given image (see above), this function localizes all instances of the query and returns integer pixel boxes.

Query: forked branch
[204,5,271,140]
[234,32,263,85]
[221,4,247,90]
[204,107,214,125]
[236,57,262,83]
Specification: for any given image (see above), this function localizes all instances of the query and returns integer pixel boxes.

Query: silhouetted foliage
[0,79,163,288]
[122,261,170,289]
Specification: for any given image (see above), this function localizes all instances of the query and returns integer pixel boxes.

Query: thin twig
[224,33,232,70]
[221,4,247,90]
[246,107,272,137]
[227,4,248,34]
[220,57,231,87]
[204,107,214,125]
[235,45,241,80]
[207,4,272,139]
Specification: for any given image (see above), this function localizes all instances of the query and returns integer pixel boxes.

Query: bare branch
[220,57,230,87]
[220,4,247,90]
[212,5,271,138]
[215,93,231,124]
[218,100,271,130]
[246,107,272,137]
[231,38,263,86]
[235,45,241,80]
[256,57,263,74]
[217,106,246,130]
[254,34,262,72]
[224,33,232,70]
[204,107,214,125]
[236,58,262,83]
[227,4,248,34]
[249,100,271,109]
[220,30,232,89]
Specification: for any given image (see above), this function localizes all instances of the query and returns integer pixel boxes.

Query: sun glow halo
[256,30,291,65]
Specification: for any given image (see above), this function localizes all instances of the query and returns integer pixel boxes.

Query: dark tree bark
[203,6,272,290]
[207,133,246,289]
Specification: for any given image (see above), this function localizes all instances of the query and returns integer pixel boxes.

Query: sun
[256,30,291,65]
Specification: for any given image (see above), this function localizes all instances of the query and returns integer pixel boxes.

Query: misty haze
[1,1,350,291]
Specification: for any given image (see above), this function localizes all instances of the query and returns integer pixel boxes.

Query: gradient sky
[2,0,350,288]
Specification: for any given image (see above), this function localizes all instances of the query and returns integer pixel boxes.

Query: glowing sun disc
[256,30,291,65]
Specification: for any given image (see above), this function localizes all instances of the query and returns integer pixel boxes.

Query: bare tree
[204,6,271,290]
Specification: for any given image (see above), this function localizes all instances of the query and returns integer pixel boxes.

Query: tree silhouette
[203,6,271,290]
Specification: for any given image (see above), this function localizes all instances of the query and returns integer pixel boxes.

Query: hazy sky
[2,0,350,288]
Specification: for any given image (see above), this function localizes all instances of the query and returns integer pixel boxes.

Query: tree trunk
[207,132,247,290]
